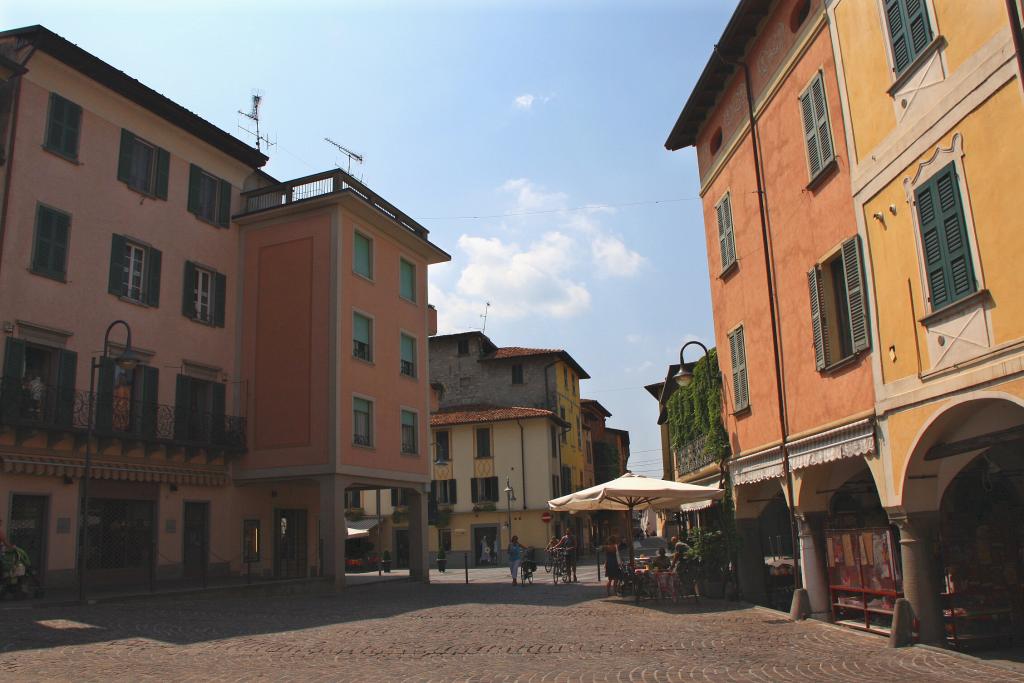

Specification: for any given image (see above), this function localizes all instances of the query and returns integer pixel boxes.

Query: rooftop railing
[239,167,430,240]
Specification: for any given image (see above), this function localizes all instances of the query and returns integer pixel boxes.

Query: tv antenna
[324,138,364,175]
[238,91,275,153]
[480,301,491,333]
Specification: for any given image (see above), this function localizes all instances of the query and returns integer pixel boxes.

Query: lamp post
[673,340,711,389]
[504,477,516,539]
[78,320,140,603]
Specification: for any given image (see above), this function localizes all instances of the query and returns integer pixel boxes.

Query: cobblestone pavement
[0,575,1021,682]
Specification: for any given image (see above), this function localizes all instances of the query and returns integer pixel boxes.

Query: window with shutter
[187,164,232,227]
[807,266,829,371]
[716,193,737,272]
[353,312,373,361]
[31,204,71,280]
[353,397,372,446]
[885,0,934,76]
[400,334,416,377]
[728,326,749,412]
[435,430,450,462]
[118,129,168,198]
[354,231,373,279]
[914,163,976,310]
[809,236,871,371]
[44,93,82,160]
[399,259,416,302]
[476,427,491,458]
[401,410,418,454]
[799,72,835,182]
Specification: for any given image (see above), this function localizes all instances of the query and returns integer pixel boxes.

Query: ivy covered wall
[665,348,729,464]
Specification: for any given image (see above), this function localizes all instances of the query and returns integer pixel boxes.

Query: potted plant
[687,527,728,598]
[436,548,447,573]
[381,550,392,573]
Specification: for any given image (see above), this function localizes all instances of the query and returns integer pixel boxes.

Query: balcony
[674,434,715,478]
[400,360,415,377]
[0,379,246,453]
[239,168,429,240]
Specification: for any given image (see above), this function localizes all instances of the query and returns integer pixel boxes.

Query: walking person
[508,535,523,585]
[603,535,624,596]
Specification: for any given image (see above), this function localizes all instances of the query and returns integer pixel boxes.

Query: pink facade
[0,26,447,592]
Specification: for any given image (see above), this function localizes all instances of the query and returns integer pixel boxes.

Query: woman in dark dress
[604,535,625,596]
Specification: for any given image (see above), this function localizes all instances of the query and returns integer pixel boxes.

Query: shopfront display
[826,527,902,635]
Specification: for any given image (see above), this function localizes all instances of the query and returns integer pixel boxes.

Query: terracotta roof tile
[489,346,562,359]
[431,405,563,427]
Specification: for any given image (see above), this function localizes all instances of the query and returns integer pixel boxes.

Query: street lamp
[674,340,711,388]
[504,477,516,535]
[78,320,140,603]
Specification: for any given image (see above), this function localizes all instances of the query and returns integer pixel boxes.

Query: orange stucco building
[0,25,448,593]
[666,0,879,619]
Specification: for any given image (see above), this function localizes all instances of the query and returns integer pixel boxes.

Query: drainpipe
[713,47,802,589]
[0,47,35,282]
[1006,0,1024,83]
[516,418,527,511]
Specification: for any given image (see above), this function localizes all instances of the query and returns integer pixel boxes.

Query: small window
[808,237,870,370]
[400,333,416,377]
[563,366,568,386]
[432,479,457,505]
[475,427,491,458]
[716,193,737,272]
[391,488,410,507]
[884,0,934,76]
[182,261,226,327]
[550,426,558,457]
[353,312,373,361]
[799,72,835,182]
[576,415,581,448]
[435,430,450,462]
[439,528,453,551]
[188,164,231,227]
[399,258,416,302]
[354,231,373,279]
[471,476,499,503]
[108,235,161,307]
[789,0,810,32]
[728,326,749,412]
[457,338,470,355]
[511,364,524,384]
[401,410,418,454]
[914,163,977,310]
[31,204,70,281]
[709,127,723,156]
[345,489,361,508]
[559,408,567,443]
[353,397,373,446]
[44,93,82,160]
[117,130,169,199]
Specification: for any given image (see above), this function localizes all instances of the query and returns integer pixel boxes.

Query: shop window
[808,236,870,370]
[85,498,154,570]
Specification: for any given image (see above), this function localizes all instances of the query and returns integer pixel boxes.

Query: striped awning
[0,453,227,487]
[731,418,876,486]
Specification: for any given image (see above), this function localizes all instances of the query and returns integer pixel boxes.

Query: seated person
[651,547,671,571]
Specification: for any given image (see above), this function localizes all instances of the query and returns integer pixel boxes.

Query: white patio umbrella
[548,472,725,565]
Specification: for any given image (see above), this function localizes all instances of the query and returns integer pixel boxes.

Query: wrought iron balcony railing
[353,432,372,447]
[400,360,415,377]
[0,379,246,452]
[674,434,715,477]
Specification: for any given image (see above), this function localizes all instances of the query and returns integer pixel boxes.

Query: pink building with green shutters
[0,25,448,592]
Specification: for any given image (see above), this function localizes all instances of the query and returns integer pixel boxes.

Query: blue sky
[4,0,733,477]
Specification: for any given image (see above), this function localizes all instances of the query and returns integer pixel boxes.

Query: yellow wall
[553,360,586,490]
[934,0,1006,74]
[864,81,1024,384]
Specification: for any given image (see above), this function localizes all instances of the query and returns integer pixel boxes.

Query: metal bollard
[464,552,470,584]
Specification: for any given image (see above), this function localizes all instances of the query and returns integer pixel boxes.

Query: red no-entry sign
[541,511,552,523]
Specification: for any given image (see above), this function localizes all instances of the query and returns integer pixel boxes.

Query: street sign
[541,511,552,523]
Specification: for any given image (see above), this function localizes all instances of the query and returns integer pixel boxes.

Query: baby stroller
[1,546,43,600]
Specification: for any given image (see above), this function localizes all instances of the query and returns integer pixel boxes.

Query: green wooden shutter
[915,164,976,310]
[217,179,232,227]
[50,209,70,278]
[211,380,226,445]
[1,338,25,422]
[729,327,749,411]
[154,147,170,200]
[117,129,135,182]
[354,232,372,278]
[717,194,736,270]
[108,234,127,295]
[800,88,822,178]
[187,164,201,215]
[138,365,159,439]
[841,236,870,353]
[145,246,161,307]
[54,349,77,427]
[450,480,457,504]
[807,266,828,371]
[885,0,912,74]
[174,374,191,441]
[32,205,70,278]
[94,356,115,434]
[400,259,416,300]
[905,0,933,58]
[810,74,834,170]
[182,261,196,318]
[46,93,82,158]
[214,272,227,328]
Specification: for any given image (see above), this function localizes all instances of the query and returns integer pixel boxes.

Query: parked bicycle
[545,548,571,584]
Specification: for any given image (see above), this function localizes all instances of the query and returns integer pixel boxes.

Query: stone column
[407,486,430,582]
[889,510,944,644]
[796,512,830,620]
[735,517,766,605]
[319,474,348,590]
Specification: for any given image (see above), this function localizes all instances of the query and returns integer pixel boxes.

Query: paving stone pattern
[0,575,1021,682]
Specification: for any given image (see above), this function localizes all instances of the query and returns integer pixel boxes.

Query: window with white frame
[193,267,213,323]
[353,397,373,447]
[123,242,146,302]
[401,409,418,453]
[353,312,373,362]
[400,333,416,377]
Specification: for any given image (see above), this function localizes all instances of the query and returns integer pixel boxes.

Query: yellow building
[427,406,569,565]
[827,0,1024,645]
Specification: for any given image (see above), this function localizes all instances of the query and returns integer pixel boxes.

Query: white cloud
[514,94,535,109]
[626,333,642,344]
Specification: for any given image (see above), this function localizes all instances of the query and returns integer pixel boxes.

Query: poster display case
[826,527,902,635]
